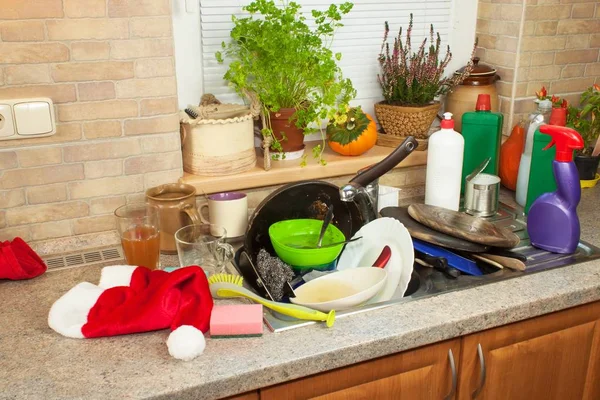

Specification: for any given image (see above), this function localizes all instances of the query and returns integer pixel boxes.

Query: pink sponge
[210,304,263,338]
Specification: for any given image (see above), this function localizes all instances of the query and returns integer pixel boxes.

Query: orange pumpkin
[327,108,377,156]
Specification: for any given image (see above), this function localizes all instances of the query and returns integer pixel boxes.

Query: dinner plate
[337,217,414,303]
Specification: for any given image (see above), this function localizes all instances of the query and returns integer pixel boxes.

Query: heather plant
[378,14,477,106]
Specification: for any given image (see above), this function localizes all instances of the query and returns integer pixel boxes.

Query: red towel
[0,237,47,280]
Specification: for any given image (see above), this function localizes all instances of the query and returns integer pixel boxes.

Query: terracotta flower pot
[374,101,441,139]
[269,108,305,153]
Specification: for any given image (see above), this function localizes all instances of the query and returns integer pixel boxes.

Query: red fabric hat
[0,237,47,280]
[48,265,214,361]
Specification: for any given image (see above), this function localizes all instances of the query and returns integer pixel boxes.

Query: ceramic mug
[146,183,201,254]
[200,192,248,238]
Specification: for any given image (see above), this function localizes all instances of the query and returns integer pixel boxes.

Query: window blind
[199,0,453,118]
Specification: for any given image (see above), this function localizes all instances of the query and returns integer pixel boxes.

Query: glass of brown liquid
[114,203,161,270]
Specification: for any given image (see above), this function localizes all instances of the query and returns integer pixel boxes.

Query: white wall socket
[0,97,56,141]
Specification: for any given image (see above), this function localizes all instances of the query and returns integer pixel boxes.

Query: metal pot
[464,173,501,217]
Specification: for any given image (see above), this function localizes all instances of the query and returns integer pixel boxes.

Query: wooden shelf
[180,142,427,194]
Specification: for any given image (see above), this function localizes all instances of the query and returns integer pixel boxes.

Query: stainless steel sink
[264,202,600,332]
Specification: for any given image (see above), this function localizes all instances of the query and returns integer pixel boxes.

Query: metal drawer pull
[444,348,457,400]
[472,343,487,399]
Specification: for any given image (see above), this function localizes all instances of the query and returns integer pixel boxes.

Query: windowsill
[180,142,427,194]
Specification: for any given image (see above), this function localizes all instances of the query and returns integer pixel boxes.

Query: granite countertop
[2,188,600,400]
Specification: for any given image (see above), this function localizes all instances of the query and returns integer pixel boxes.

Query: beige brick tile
[477,34,497,50]
[513,98,539,113]
[6,201,89,226]
[124,114,179,136]
[0,84,76,104]
[592,34,600,48]
[0,123,81,149]
[83,120,123,139]
[488,21,521,35]
[527,81,550,96]
[111,39,173,59]
[3,0,63,19]
[525,65,563,81]
[78,82,116,101]
[492,0,522,3]
[476,19,490,34]
[496,37,518,52]
[130,17,172,38]
[0,69,4,86]
[84,159,123,179]
[496,81,515,97]
[116,77,177,98]
[69,175,144,199]
[0,211,5,229]
[4,65,51,85]
[71,42,110,61]
[143,169,182,189]
[558,19,600,35]
[0,190,26,209]
[571,3,595,17]
[479,50,516,68]
[597,3,600,18]
[478,3,502,18]
[550,77,596,94]
[51,62,134,82]
[0,164,84,190]
[496,66,515,81]
[0,21,45,42]
[126,193,146,204]
[124,152,182,175]
[90,196,126,215]
[58,100,138,122]
[140,97,178,116]
[521,36,566,51]
[72,215,116,235]
[31,221,72,241]
[562,64,586,78]
[499,4,524,20]
[0,43,69,64]
[560,0,596,3]
[518,52,532,67]
[135,58,174,78]
[140,132,181,153]
[27,183,68,205]
[566,34,590,49]
[554,49,599,64]
[64,0,106,17]
[530,51,555,66]
[0,151,18,169]
[534,21,558,36]
[525,5,572,20]
[0,226,31,242]
[18,147,62,167]
[108,0,170,17]
[515,83,529,97]
[585,63,600,77]
[47,19,129,41]
[64,138,141,162]
[537,0,560,4]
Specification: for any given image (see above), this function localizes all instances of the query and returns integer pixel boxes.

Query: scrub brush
[208,274,335,328]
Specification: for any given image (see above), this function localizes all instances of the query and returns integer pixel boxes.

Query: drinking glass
[174,224,234,277]
[115,203,161,270]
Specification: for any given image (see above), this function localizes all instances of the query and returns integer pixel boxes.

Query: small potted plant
[568,85,600,182]
[376,15,477,144]
[216,0,355,165]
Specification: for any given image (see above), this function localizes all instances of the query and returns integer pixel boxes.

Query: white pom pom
[166,325,206,361]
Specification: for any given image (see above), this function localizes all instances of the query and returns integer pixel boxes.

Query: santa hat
[48,265,213,361]
[0,237,47,280]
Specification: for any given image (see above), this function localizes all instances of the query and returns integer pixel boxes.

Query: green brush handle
[215,285,335,328]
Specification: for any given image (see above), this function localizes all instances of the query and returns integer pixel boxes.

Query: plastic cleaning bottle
[515,99,552,207]
[425,112,464,211]
[527,125,584,254]
[460,94,504,192]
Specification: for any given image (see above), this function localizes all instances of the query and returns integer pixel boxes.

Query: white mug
[200,192,248,238]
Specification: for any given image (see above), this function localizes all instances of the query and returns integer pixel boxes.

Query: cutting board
[407,204,521,248]
[380,206,489,253]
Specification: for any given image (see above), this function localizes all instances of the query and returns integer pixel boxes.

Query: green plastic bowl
[268,219,346,268]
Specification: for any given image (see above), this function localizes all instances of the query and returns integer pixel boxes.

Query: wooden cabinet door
[221,391,259,400]
[261,338,461,400]
[457,301,600,400]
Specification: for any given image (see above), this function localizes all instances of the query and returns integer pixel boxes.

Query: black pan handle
[350,136,419,188]
[415,250,460,279]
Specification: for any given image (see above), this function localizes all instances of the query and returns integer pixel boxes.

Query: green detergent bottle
[460,94,504,192]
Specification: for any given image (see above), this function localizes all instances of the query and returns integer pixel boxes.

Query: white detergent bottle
[425,112,464,211]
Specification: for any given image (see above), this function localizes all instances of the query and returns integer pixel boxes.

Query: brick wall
[0,0,182,243]
[476,0,600,133]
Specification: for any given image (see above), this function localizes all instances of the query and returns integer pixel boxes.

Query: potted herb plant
[568,85,600,181]
[216,0,355,164]
[376,15,477,143]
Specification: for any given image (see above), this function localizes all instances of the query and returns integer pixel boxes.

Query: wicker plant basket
[374,101,440,139]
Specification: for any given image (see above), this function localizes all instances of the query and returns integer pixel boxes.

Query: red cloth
[0,237,47,280]
[82,266,214,338]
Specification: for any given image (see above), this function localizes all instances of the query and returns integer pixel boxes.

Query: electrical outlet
[0,104,16,139]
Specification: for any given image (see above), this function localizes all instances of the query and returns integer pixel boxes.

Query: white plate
[337,217,414,303]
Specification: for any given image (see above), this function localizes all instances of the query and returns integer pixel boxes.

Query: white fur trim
[98,265,137,289]
[48,282,104,338]
[166,325,206,361]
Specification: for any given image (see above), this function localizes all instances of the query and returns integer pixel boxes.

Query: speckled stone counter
[1,188,600,400]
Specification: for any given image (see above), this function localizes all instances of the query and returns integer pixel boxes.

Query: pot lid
[454,57,497,76]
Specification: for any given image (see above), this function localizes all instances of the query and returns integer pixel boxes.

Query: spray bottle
[527,125,584,254]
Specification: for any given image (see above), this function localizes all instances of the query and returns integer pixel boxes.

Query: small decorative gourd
[327,107,377,156]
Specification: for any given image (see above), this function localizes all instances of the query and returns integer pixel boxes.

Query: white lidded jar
[425,112,465,211]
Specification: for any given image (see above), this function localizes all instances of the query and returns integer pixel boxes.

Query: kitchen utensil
[290,267,388,312]
[413,250,461,279]
[380,206,489,253]
[477,252,526,271]
[472,254,504,270]
[114,203,160,269]
[317,205,334,247]
[199,192,248,239]
[256,249,295,301]
[413,239,483,276]
[466,157,491,182]
[208,273,335,327]
[233,248,289,301]
[338,217,414,303]
[174,224,234,276]
[269,219,346,268]
[373,246,392,269]
[408,204,520,248]
[286,236,363,250]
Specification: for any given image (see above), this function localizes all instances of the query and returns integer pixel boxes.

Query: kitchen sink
[264,202,600,332]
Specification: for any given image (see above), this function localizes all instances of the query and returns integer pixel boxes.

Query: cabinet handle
[472,343,486,399]
[444,348,457,400]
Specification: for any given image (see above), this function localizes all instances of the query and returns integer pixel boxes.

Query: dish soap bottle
[515,99,552,207]
[527,125,584,254]
[460,94,504,192]
[425,112,464,211]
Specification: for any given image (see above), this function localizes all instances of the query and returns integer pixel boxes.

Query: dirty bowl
[290,267,388,312]
[269,219,346,268]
